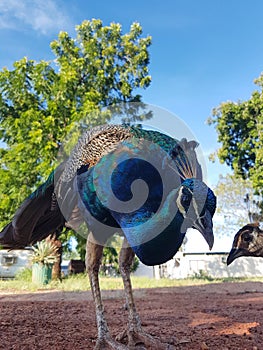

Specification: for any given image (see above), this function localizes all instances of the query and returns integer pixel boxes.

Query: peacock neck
[127,188,187,266]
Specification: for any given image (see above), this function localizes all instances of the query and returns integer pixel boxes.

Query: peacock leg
[117,238,173,349]
[86,233,127,350]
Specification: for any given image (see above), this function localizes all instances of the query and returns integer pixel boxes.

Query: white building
[0,249,32,278]
[133,252,263,279]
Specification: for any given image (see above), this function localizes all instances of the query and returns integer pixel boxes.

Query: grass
[0,268,263,293]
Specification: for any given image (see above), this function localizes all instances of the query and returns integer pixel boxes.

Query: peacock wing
[0,164,66,248]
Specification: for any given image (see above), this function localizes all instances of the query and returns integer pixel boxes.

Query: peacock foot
[94,334,128,350]
[116,329,175,350]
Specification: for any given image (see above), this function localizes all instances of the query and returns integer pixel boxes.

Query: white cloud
[0,0,72,35]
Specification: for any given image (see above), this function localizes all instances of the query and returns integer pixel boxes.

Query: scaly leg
[117,238,173,349]
[86,233,127,350]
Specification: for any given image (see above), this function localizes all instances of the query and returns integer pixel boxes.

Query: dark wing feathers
[0,171,65,248]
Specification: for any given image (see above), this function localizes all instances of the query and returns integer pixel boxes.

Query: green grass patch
[0,269,262,293]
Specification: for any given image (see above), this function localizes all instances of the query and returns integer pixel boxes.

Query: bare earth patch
[1,281,263,349]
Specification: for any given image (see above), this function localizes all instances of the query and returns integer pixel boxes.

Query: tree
[214,174,262,237]
[0,19,151,229]
[208,72,263,195]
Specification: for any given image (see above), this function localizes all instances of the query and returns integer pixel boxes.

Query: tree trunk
[46,233,63,280]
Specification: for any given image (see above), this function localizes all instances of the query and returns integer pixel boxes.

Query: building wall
[134,252,263,279]
[133,262,154,278]
[0,249,32,278]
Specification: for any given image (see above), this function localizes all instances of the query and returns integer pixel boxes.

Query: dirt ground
[0,281,263,350]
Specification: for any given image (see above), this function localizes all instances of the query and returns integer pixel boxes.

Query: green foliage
[31,240,58,265]
[0,19,151,230]
[62,249,80,261]
[15,267,32,282]
[208,73,263,195]
[99,235,139,276]
[131,256,140,273]
[214,174,262,235]
[100,246,119,276]
[99,246,139,276]
[191,269,214,281]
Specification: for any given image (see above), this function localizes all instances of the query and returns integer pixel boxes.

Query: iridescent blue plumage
[76,131,216,265]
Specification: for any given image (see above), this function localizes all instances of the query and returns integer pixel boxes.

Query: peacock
[227,222,263,266]
[0,124,216,349]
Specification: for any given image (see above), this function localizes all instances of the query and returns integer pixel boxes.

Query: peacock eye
[181,188,192,207]
[243,233,252,242]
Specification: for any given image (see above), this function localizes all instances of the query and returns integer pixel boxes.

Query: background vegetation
[209,72,263,215]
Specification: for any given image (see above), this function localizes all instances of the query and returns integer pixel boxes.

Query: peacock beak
[192,209,214,250]
[226,248,244,265]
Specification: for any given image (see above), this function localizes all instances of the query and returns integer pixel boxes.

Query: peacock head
[176,178,216,250]
[227,222,263,265]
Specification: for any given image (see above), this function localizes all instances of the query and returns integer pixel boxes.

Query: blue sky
[1,0,262,251]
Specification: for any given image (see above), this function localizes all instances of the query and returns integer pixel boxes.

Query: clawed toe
[129,331,173,350]
[94,334,128,350]
[116,329,174,350]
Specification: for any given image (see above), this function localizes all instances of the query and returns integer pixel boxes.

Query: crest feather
[169,138,203,181]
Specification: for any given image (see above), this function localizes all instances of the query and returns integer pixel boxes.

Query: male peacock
[227,222,263,266]
[0,124,216,349]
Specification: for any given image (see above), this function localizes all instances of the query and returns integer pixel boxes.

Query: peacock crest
[167,138,202,181]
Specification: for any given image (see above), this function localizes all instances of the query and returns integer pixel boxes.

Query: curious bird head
[176,178,216,250]
[227,222,263,265]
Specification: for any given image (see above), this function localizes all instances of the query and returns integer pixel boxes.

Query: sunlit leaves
[209,74,263,196]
